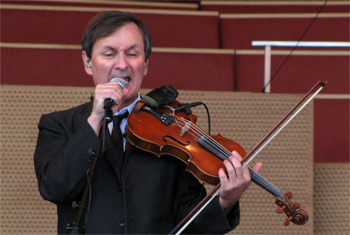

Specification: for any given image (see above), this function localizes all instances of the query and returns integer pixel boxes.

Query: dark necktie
[111,111,129,156]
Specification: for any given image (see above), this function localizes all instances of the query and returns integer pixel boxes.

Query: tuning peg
[285,191,293,199]
[276,208,284,214]
[284,217,291,226]
[294,202,301,209]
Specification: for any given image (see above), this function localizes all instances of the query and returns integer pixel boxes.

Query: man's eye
[104,52,116,58]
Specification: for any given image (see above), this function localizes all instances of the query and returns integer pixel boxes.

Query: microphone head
[110,77,128,89]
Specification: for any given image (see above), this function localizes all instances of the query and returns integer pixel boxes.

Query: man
[34,11,261,234]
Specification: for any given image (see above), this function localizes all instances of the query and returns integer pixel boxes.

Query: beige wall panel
[1,85,315,234]
[314,163,350,235]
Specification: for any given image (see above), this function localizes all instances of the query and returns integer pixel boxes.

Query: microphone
[111,77,128,89]
[104,77,128,109]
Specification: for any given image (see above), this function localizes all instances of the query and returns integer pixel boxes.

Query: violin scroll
[275,191,309,226]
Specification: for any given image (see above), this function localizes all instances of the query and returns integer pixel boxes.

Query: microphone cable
[177,102,212,134]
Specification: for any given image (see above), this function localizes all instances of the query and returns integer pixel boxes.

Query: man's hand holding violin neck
[218,151,262,214]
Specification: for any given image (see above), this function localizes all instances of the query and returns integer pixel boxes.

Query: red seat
[314,99,349,163]
[1,0,199,10]
[201,1,349,14]
[233,50,349,94]
[1,5,220,48]
[220,13,350,49]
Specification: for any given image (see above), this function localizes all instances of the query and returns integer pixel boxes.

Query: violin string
[174,117,283,197]
[174,117,231,160]
[249,169,282,197]
[174,117,229,158]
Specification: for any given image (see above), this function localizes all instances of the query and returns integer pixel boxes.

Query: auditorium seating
[220,12,350,49]
[1,0,199,10]
[314,98,349,163]
[234,50,349,94]
[1,43,236,90]
[2,4,219,48]
[201,1,349,13]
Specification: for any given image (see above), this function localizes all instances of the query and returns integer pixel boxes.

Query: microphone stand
[67,107,113,234]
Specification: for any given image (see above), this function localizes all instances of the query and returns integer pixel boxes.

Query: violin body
[125,100,245,186]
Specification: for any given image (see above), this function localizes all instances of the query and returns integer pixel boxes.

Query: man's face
[83,22,148,106]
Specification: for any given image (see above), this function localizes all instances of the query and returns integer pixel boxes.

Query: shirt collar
[113,94,141,116]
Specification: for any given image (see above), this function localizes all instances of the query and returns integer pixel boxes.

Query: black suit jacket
[34,101,240,234]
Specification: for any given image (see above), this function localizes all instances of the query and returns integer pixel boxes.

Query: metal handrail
[252,40,350,93]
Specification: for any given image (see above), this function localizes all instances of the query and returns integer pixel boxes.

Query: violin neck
[249,167,282,198]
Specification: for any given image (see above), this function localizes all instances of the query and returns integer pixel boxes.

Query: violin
[126,99,245,185]
[124,82,327,231]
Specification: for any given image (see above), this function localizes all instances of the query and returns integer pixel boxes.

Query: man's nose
[115,53,128,70]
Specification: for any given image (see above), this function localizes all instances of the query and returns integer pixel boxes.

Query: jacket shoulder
[42,101,92,120]
[38,101,93,130]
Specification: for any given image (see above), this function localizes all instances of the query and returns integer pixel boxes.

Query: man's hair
[81,11,152,61]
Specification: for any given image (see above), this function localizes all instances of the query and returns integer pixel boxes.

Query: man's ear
[82,51,92,75]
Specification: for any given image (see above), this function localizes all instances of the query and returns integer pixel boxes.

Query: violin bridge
[180,121,191,137]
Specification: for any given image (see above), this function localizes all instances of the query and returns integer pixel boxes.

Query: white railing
[252,41,350,93]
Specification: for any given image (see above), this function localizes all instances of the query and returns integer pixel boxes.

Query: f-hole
[163,135,190,146]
